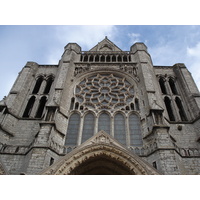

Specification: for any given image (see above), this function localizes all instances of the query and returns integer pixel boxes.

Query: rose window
[75,74,135,110]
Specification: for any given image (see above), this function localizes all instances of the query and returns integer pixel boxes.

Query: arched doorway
[69,154,135,175]
[41,131,160,175]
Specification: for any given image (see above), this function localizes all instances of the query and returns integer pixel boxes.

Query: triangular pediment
[89,36,122,52]
[41,130,161,175]
[79,130,127,150]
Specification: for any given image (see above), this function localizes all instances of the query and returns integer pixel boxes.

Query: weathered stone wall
[0,154,24,174]
[0,40,199,175]
[182,157,200,175]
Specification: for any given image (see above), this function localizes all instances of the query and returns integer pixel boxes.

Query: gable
[89,36,122,52]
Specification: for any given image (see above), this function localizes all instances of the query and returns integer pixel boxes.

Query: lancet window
[65,110,142,151]
[44,76,54,94]
[169,78,178,95]
[164,96,175,121]
[129,114,143,146]
[22,96,36,118]
[35,96,47,118]
[32,77,43,94]
[98,112,111,134]
[159,77,167,94]
[157,75,188,122]
[65,113,80,147]
[175,97,187,121]
[22,74,54,118]
[114,113,126,145]
[81,113,95,143]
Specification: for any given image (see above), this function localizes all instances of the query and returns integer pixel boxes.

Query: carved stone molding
[41,131,160,175]
[74,73,136,110]
[74,63,139,80]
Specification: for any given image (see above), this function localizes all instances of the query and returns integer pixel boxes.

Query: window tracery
[22,74,54,118]
[74,73,135,110]
[64,73,143,151]
[157,75,189,121]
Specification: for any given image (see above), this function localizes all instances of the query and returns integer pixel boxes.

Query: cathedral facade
[0,37,200,175]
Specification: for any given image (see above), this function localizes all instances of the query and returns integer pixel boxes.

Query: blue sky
[0,25,200,100]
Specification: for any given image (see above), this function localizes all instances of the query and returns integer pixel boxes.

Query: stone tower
[0,37,200,175]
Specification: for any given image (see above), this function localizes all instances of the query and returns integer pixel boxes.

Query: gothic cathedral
[0,37,200,175]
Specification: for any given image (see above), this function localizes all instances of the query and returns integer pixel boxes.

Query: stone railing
[128,142,158,156]
[0,142,30,154]
[1,140,200,158]
[0,139,66,155]
[129,142,200,157]
[173,143,200,157]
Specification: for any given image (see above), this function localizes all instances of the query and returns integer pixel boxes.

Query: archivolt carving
[42,143,159,175]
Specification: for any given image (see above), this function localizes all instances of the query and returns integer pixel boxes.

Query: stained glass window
[129,114,143,146]
[98,113,110,134]
[65,73,143,151]
[114,113,126,145]
[81,113,95,143]
[65,113,80,146]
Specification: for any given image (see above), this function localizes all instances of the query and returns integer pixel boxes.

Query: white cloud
[55,25,117,50]
[149,43,185,66]
[148,39,200,91]
[187,42,200,57]
[187,42,200,90]
[128,33,141,44]
[46,25,117,64]
[1,25,200,100]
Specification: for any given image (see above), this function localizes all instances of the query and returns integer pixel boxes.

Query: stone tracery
[74,73,135,110]
[66,72,143,150]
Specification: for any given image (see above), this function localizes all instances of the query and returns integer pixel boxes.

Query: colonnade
[80,53,131,62]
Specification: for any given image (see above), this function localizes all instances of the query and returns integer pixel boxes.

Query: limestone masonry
[0,37,200,175]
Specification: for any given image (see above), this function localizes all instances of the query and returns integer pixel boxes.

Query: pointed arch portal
[69,152,135,175]
[42,131,160,175]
